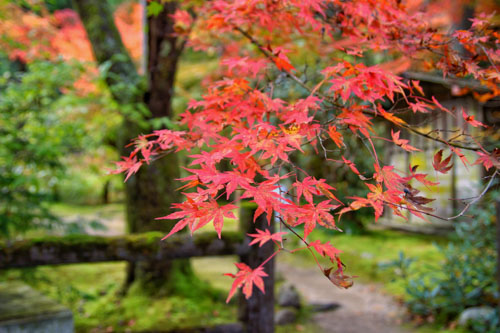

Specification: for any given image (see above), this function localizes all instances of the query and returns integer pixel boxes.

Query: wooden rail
[0,231,246,269]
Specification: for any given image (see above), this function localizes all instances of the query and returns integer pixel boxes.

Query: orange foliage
[0,2,143,64]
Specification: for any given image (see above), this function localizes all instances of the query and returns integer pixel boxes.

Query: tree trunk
[125,0,184,234]
[238,202,275,333]
[73,0,189,294]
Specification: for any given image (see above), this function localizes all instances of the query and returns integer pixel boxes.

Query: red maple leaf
[408,100,431,113]
[411,80,424,96]
[341,156,361,175]
[328,125,345,148]
[158,198,237,239]
[449,146,470,168]
[293,177,319,204]
[294,200,339,239]
[241,180,283,224]
[271,47,295,72]
[274,56,295,72]
[309,240,342,261]
[462,108,487,128]
[431,96,452,114]
[406,165,439,188]
[391,130,420,152]
[248,228,287,247]
[432,149,453,174]
[378,105,407,126]
[474,150,500,171]
[225,263,268,303]
[112,155,142,182]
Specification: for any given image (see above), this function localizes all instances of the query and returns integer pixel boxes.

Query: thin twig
[277,216,324,271]
[447,170,498,220]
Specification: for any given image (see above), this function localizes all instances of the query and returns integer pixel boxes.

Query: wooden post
[238,202,275,333]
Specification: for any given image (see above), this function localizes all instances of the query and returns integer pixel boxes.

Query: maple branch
[398,121,482,152]
[317,132,329,160]
[479,45,500,76]
[277,216,323,271]
[385,170,498,221]
[237,27,484,153]
[385,201,455,222]
[259,248,281,267]
[402,71,491,93]
[234,26,315,95]
[447,169,498,220]
[360,108,482,151]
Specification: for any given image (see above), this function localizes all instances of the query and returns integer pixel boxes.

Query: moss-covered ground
[0,261,237,332]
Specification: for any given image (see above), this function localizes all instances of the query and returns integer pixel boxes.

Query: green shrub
[402,191,499,332]
[0,60,86,238]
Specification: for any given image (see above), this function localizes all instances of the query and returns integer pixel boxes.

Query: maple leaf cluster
[111,0,499,302]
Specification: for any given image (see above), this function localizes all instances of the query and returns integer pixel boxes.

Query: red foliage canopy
[112,0,499,302]
[4,0,498,302]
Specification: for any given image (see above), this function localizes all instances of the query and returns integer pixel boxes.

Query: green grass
[283,227,446,298]
[49,202,124,219]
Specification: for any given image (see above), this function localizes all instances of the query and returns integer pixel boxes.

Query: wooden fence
[0,204,275,333]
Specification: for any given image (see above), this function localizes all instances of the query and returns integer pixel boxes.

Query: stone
[277,284,301,308]
[309,302,341,312]
[274,309,297,325]
[0,282,73,333]
[458,306,495,327]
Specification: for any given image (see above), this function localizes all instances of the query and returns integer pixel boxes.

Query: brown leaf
[323,266,355,289]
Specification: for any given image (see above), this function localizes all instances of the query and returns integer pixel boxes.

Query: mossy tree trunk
[73,0,190,294]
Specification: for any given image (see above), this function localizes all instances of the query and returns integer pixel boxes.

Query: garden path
[278,262,413,333]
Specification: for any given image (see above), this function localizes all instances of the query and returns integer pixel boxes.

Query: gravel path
[278,262,412,333]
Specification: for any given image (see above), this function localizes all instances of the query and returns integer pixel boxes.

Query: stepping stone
[0,281,73,333]
[309,302,341,312]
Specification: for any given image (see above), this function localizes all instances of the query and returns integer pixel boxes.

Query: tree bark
[73,0,188,292]
[125,1,184,235]
[238,202,275,333]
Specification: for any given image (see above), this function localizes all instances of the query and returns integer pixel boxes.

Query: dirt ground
[278,262,413,333]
